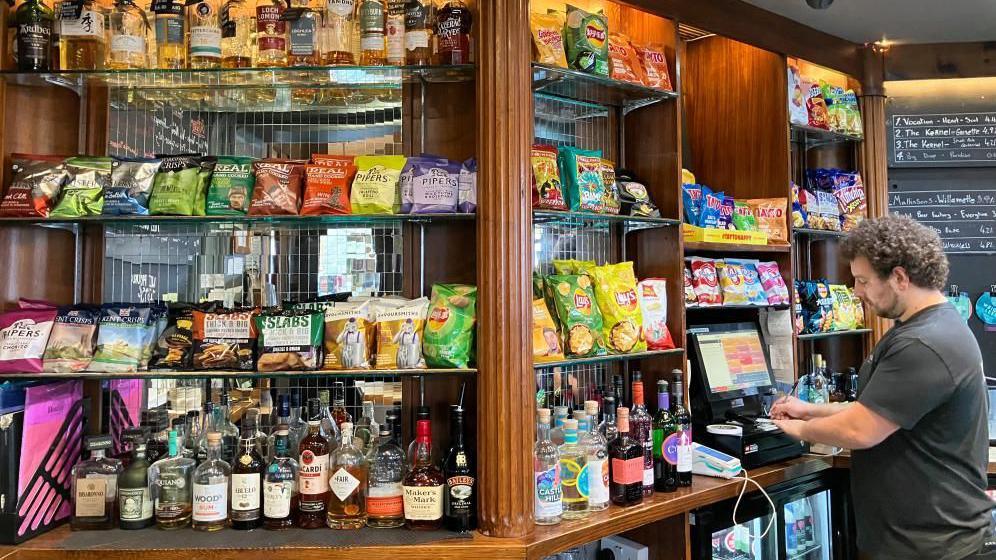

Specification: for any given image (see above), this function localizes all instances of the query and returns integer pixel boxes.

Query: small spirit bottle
[402,415,444,530]
[357,0,385,65]
[107,0,149,68]
[330,382,352,429]
[384,0,404,65]
[402,0,430,65]
[327,422,368,529]
[366,413,404,528]
[254,0,287,67]
[58,0,107,70]
[153,0,185,68]
[533,408,562,525]
[297,398,330,528]
[149,430,195,529]
[432,0,470,64]
[558,419,588,520]
[15,0,54,71]
[118,435,154,529]
[322,0,355,65]
[264,425,299,529]
[443,405,475,532]
[219,0,252,67]
[609,407,643,507]
[186,0,221,68]
[71,435,122,530]
[191,432,231,531]
[286,0,320,65]
[230,418,265,530]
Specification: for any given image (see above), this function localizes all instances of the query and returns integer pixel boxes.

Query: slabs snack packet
[635,44,672,90]
[558,146,605,212]
[148,155,203,215]
[89,305,154,373]
[564,5,609,76]
[533,298,564,364]
[322,301,374,370]
[591,262,645,354]
[458,157,477,213]
[690,257,722,306]
[684,266,698,307]
[423,283,477,368]
[637,278,675,351]
[104,157,161,215]
[829,284,857,331]
[42,305,99,373]
[600,159,621,215]
[530,11,568,68]
[249,159,305,215]
[608,33,645,84]
[0,308,57,373]
[746,198,788,243]
[374,297,429,370]
[715,260,748,305]
[531,144,568,210]
[255,309,323,372]
[207,156,255,215]
[50,156,112,217]
[548,274,605,358]
[757,261,790,306]
[192,308,259,371]
[616,169,660,217]
[302,161,354,215]
[0,155,69,218]
[351,155,406,214]
[732,200,757,231]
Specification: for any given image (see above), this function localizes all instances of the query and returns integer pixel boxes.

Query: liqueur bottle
[118,433,155,529]
[432,0,470,64]
[402,0,429,65]
[191,432,230,531]
[353,400,378,451]
[629,371,654,497]
[264,425,299,529]
[150,430,195,529]
[254,0,287,66]
[230,417,265,530]
[582,400,609,511]
[217,394,240,464]
[357,0,385,65]
[58,0,106,69]
[443,405,475,532]
[402,413,444,530]
[533,408,562,525]
[16,0,55,71]
[599,395,618,444]
[152,0,185,68]
[652,380,678,493]
[71,436,122,530]
[609,407,642,507]
[327,422,368,529]
[330,382,352,429]
[186,0,222,68]
[558,419,588,520]
[671,371,693,487]
[219,0,252,67]
[367,413,405,528]
[297,398,330,528]
[107,0,149,68]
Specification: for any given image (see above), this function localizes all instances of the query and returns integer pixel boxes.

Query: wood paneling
[0,226,77,310]
[621,512,691,560]
[625,100,681,220]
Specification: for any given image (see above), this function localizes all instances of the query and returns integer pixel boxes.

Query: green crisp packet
[49,156,112,217]
[732,200,758,231]
[423,284,477,368]
[207,156,255,215]
[192,157,216,217]
[148,155,203,216]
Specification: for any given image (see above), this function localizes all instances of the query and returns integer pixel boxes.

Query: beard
[870,291,905,320]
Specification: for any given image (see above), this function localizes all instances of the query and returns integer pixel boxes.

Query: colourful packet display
[637,278,675,351]
[207,156,255,215]
[374,297,429,370]
[608,33,645,84]
[600,159,621,215]
[423,284,477,368]
[530,11,568,68]
[683,266,698,307]
[249,159,305,216]
[690,257,722,307]
[806,83,831,130]
[89,305,155,373]
[558,145,605,212]
[148,155,203,216]
[104,157,162,215]
[0,308,57,373]
[735,259,768,306]
[833,171,867,231]
[533,298,565,364]
[851,289,865,328]
[829,284,858,331]
[255,309,324,372]
[548,274,606,358]
[564,5,609,76]
[718,195,735,229]
[301,160,354,215]
[42,306,99,373]
[746,198,789,243]
[50,156,113,217]
[0,155,69,218]
[635,43,672,90]
[732,200,757,231]
[591,262,645,354]
[458,157,477,213]
[531,144,568,210]
[699,187,724,229]
[682,183,702,225]
[799,280,834,334]
[756,261,790,306]
[715,260,748,305]
[351,155,407,214]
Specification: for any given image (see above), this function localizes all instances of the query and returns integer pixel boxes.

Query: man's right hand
[770,395,812,421]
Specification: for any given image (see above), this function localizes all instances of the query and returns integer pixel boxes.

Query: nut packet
[533,298,565,364]
[423,283,477,368]
[50,156,112,217]
[715,260,748,305]
[531,144,568,210]
[616,169,660,217]
[192,308,259,371]
[0,307,57,373]
[591,262,645,354]
[548,274,606,358]
[530,11,568,68]
[637,278,675,351]
[718,195,735,229]
[255,309,324,372]
[42,305,99,373]
[148,154,203,216]
[207,156,255,215]
[608,33,645,84]
[88,305,154,373]
[558,145,605,213]
[732,200,757,231]
[829,284,857,331]
[351,155,407,214]
[689,257,722,307]
[599,159,621,215]
[0,155,69,218]
[683,266,697,307]
[322,301,374,370]
[302,160,354,215]
[746,198,788,243]
[249,159,306,216]
[564,5,609,76]
[374,297,429,370]
[635,43,672,90]
[756,261,790,306]
[104,157,162,215]
[458,157,477,213]
[682,183,702,225]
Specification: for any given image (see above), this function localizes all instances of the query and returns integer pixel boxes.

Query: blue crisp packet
[682,183,702,225]
[718,195,735,229]
[699,187,724,229]
[104,157,162,215]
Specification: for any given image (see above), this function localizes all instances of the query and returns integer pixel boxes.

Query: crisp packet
[734,259,768,306]
[732,200,757,231]
[682,183,702,225]
[43,305,99,373]
[799,280,834,334]
[829,284,857,331]
[806,83,831,130]
[683,266,697,307]
[564,5,609,76]
[558,145,605,212]
[616,169,659,217]
[600,159,621,215]
[718,196,735,230]
[531,144,568,210]
[746,198,789,243]
[637,278,675,351]
[89,305,155,373]
[0,308,57,373]
[690,257,722,306]
[756,261,790,306]
[699,187,724,229]
[0,155,69,218]
[351,155,406,214]
[50,156,112,217]
[715,260,748,305]
[458,157,477,213]
[833,171,867,231]
[791,182,807,228]
[608,33,645,84]
[788,63,808,126]
[104,157,162,215]
[635,43,672,90]
[530,11,568,68]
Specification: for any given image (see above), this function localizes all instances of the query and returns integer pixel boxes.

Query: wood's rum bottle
[191,432,230,532]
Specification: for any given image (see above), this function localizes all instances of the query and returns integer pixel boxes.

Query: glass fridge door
[710,513,779,560]
[784,491,832,560]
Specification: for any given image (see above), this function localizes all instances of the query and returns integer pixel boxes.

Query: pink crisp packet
[0,308,57,373]
[757,261,790,306]
[17,298,57,310]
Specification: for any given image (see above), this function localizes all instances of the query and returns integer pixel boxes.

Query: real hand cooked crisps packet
[207,156,255,215]
[532,144,568,210]
[564,5,609,76]
[104,157,162,215]
[746,198,789,243]
[530,11,568,68]
[637,278,675,351]
[0,155,69,218]
[591,262,645,354]
[558,145,605,213]
[548,274,605,358]
[255,309,324,372]
[351,155,407,214]
[89,305,154,373]
[302,160,354,215]
[533,298,564,364]
[423,283,477,368]
[249,159,305,216]
[50,156,112,217]
[374,297,429,370]
[0,307,57,373]
[323,301,374,370]
[192,157,215,217]
[148,155,204,216]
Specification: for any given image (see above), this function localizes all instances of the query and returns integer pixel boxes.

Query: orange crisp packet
[746,198,789,244]
[608,33,645,84]
[302,159,355,215]
[635,44,673,90]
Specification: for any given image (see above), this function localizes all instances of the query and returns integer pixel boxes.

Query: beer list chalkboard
[891,112,996,167]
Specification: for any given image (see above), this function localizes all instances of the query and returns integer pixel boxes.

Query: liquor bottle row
[796,354,858,405]
[11,0,473,72]
[534,370,693,525]
[70,392,475,533]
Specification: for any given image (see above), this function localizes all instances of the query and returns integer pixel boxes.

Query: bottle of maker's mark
[403,412,444,530]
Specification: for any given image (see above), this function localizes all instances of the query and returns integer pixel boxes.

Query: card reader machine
[687,322,804,469]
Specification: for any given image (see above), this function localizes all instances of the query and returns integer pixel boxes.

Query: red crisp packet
[690,257,722,307]
[0,155,70,218]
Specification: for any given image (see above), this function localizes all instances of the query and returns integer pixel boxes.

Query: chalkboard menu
[889,186,996,254]
[890,112,996,167]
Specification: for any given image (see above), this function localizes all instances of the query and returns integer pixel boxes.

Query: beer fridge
[690,470,854,560]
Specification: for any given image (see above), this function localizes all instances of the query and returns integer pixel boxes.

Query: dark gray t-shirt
[852,302,991,560]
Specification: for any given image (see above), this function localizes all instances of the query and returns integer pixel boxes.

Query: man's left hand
[772,418,806,441]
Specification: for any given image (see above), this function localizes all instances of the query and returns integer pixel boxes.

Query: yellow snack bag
[850,288,865,328]
[373,297,429,370]
[530,12,568,68]
[716,260,749,305]
[533,298,565,363]
[552,259,597,275]
[590,261,646,354]
[351,155,406,214]
[322,301,374,370]
[829,284,857,331]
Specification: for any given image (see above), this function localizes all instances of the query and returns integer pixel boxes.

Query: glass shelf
[533,210,680,230]
[791,123,863,145]
[534,348,684,369]
[0,212,475,228]
[793,227,847,239]
[686,304,790,311]
[0,368,477,380]
[532,63,677,110]
[788,543,822,560]
[797,329,872,341]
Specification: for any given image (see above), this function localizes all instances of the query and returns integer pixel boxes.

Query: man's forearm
[799,413,872,449]
[802,401,850,420]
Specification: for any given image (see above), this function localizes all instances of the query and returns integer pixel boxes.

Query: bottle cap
[274,423,289,436]
[563,419,578,431]
[584,400,599,415]
[617,406,630,419]
[341,422,353,437]
[632,370,642,381]
[537,408,551,422]
[658,379,669,390]
[572,409,585,421]
[553,405,568,415]
[206,432,221,444]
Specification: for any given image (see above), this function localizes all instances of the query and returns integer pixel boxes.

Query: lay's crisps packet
[549,274,605,358]
[590,261,645,354]
[423,284,477,368]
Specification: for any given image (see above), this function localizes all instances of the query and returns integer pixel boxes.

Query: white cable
[731,468,777,543]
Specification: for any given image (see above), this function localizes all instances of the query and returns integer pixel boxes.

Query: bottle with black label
[286,0,319,65]
[16,0,54,71]
[230,416,264,530]
[443,405,475,532]
[118,431,155,529]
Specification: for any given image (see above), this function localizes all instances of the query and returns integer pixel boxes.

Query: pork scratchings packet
[322,301,374,370]
[255,309,323,372]
[148,155,203,215]
[0,155,69,218]
[192,308,259,371]
[423,284,477,369]
[207,156,255,215]
[88,305,154,373]
[591,262,645,354]
[50,156,112,217]
[374,297,429,370]
[0,308,57,373]
[104,157,162,215]
[42,305,99,373]
[351,155,407,214]
[549,274,606,358]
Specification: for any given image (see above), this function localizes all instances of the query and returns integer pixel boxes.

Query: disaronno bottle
[71,436,122,530]
[402,415,444,530]
[186,0,221,67]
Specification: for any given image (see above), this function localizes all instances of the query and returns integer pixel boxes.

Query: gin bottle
[582,400,609,511]
[558,419,588,519]
[533,408,562,525]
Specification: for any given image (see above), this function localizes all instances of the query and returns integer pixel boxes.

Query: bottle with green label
[357,0,385,65]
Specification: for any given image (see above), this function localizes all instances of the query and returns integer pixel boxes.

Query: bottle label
[111,34,146,55]
[299,451,329,494]
[559,457,584,497]
[190,25,222,58]
[60,10,104,37]
[445,475,474,515]
[677,429,693,472]
[192,481,228,521]
[404,30,428,50]
[402,484,443,521]
[534,465,562,517]
[263,480,293,518]
[230,473,261,514]
[361,35,384,51]
[329,467,360,502]
[385,14,404,63]
[403,0,425,30]
[583,459,609,504]
[16,20,52,66]
[611,457,643,485]
[289,16,316,56]
[662,432,679,465]
[367,483,403,516]
[359,0,384,34]
[255,4,286,51]
[119,487,153,521]
[326,0,353,18]
[155,15,184,45]
[75,477,107,517]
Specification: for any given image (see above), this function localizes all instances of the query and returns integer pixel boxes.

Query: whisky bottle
[357,0,385,65]
[230,418,264,530]
[384,0,403,65]
[254,0,287,67]
[402,415,444,530]
[152,0,184,68]
[107,0,149,68]
[264,425,299,529]
[443,405,475,532]
[58,0,107,69]
[15,0,54,71]
[149,429,195,529]
[286,0,319,65]
[219,0,252,67]
[192,432,230,531]
[118,435,154,529]
[71,436,122,530]
[186,0,221,68]
[366,412,404,528]
[322,0,355,64]
[297,398,330,528]
[327,422,368,529]
[432,0,469,64]
[402,0,429,65]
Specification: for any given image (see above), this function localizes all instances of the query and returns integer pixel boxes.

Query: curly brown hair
[840,215,949,290]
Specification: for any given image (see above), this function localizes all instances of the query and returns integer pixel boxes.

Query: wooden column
[475,0,534,539]
[858,45,893,342]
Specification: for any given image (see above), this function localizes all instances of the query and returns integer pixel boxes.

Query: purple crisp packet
[459,157,477,214]
[412,158,461,214]
[718,195,736,229]
[0,308,56,373]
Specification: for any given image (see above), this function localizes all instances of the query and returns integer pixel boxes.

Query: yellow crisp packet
[533,298,565,363]
[530,12,568,68]
[590,261,646,354]
[351,155,406,214]
[323,301,374,370]
[552,259,596,275]
[829,284,857,331]
[373,297,428,370]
